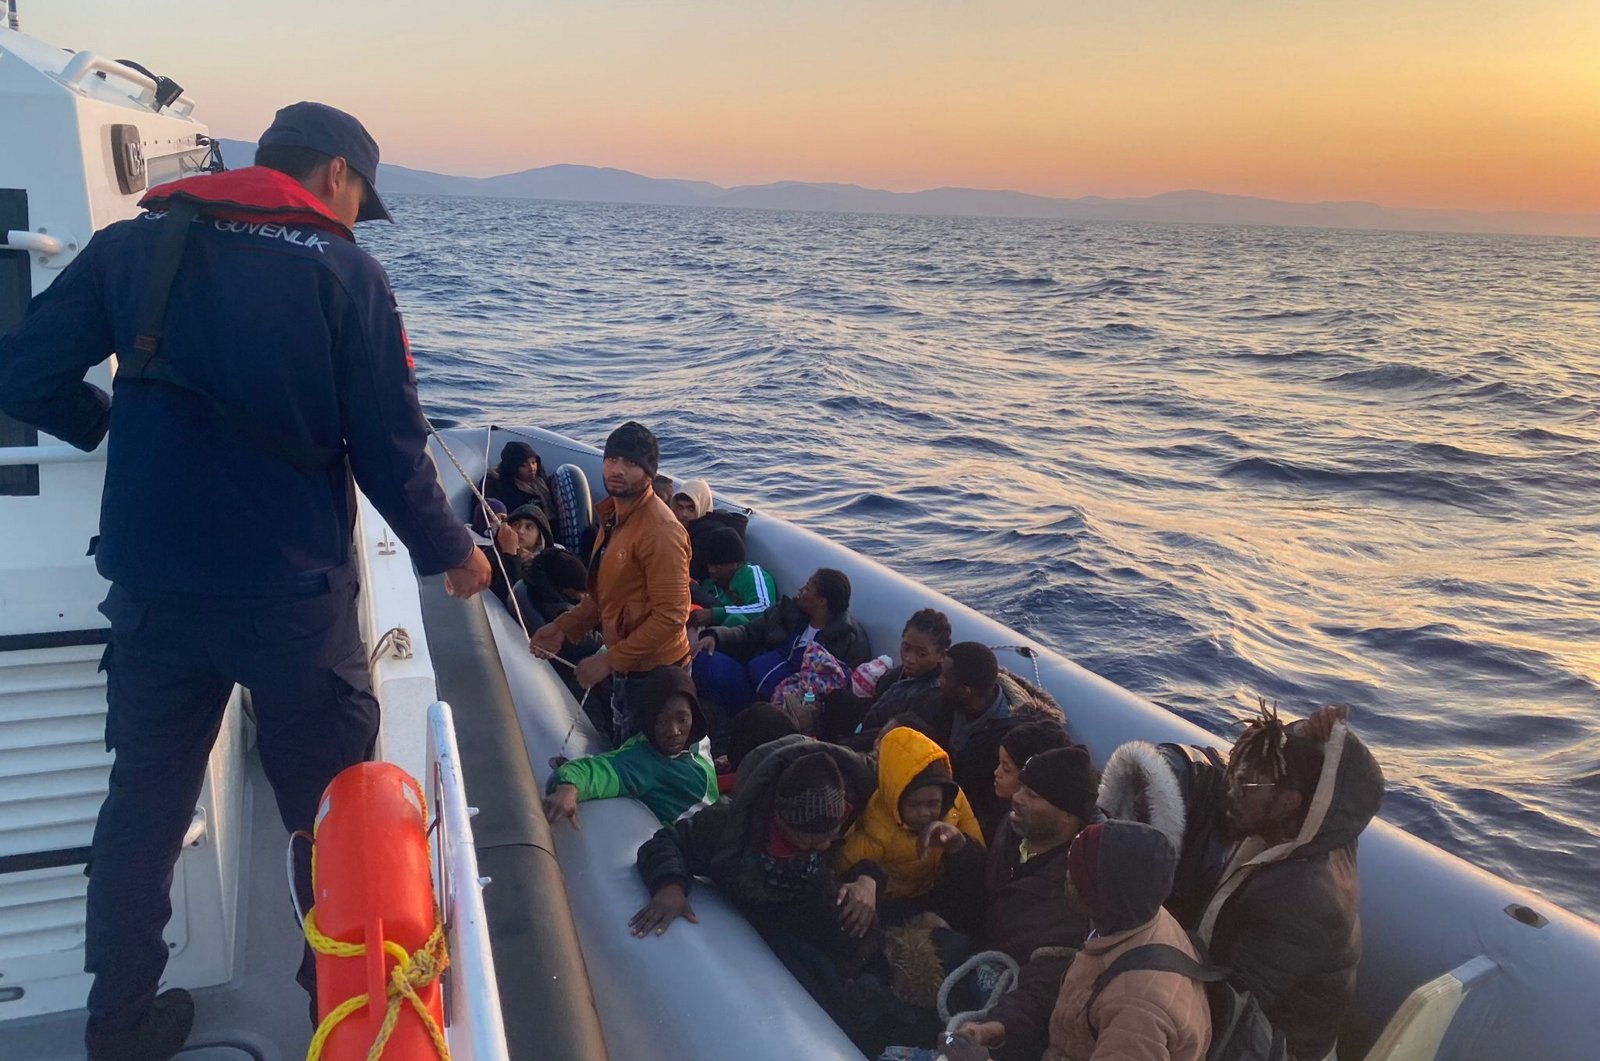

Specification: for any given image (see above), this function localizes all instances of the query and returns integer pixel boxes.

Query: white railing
[425,701,509,1061]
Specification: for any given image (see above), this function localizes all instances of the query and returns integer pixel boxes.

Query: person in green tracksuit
[544,666,719,828]
[688,526,777,630]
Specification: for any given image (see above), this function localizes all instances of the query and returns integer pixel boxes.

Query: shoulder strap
[116,202,345,475]
[1085,943,1227,1030]
[129,199,200,363]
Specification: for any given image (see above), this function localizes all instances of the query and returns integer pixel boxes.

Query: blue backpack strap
[117,201,346,474]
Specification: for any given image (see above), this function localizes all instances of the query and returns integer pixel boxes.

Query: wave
[1329,364,1469,390]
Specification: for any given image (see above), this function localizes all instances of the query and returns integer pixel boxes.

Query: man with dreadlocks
[1201,703,1382,1061]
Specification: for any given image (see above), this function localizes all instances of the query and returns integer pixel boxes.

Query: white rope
[938,949,1020,1034]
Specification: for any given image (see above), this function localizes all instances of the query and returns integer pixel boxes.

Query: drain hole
[1505,903,1548,928]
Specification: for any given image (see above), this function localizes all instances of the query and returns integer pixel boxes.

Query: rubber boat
[2,14,1599,1061]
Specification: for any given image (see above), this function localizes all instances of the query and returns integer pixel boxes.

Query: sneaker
[86,988,195,1061]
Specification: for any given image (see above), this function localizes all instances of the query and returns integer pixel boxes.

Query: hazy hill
[217,140,1599,238]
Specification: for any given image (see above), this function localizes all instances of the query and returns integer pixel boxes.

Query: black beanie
[497,440,537,479]
[603,421,659,478]
[1001,720,1073,771]
[773,751,847,834]
[701,525,746,567]
[1019,746,1098,821]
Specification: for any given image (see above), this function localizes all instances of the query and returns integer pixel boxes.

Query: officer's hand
[529,623,565,659]
[445,548,492,598]
[544,784,581,830]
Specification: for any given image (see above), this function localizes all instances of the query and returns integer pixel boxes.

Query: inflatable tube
[552,463,595,554]
[417,575,608,1061]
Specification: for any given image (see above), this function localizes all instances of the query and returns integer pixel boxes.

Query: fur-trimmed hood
[997,670,1065,725]
[1097,740,1187,857]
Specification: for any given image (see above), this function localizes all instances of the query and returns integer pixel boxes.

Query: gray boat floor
[9,753,315,1061]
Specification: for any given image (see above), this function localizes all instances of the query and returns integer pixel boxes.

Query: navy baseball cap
[258,101,393,223]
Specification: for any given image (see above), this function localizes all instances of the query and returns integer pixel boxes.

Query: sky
[21,1,1600,215]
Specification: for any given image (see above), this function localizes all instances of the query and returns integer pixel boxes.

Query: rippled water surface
[363,197,1600,919]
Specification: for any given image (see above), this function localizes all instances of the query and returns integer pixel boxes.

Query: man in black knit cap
[945,745,1100,1060]
[532,420,692,741]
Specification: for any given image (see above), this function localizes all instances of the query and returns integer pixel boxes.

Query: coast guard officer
[0,103,490,1059]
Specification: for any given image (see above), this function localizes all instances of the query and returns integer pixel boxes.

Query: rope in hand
[304,907,452,1061]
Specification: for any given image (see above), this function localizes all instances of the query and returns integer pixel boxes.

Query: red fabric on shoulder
[139,167,352,240]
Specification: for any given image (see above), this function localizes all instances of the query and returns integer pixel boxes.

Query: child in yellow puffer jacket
[836,726,986,903]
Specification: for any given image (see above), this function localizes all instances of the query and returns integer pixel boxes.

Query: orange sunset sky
[28,0,1600,215]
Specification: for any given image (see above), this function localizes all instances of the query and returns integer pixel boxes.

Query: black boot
[86,988,195,1061]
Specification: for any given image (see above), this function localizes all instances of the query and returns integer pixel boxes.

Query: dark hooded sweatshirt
[482,440,554,515]
[1197,723,1384,1061]
[0,167,473,595]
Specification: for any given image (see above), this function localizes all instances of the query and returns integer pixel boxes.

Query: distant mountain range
[219,139,1600,239]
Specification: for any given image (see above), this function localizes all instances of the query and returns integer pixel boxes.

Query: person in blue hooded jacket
[0,102,489,1059]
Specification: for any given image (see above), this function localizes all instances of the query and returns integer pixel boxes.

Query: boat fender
[305,762,448,1061]
[552,462,595,554]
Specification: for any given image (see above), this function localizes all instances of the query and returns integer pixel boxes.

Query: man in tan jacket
[1046,819,1210,1061]
[531,421,691,741]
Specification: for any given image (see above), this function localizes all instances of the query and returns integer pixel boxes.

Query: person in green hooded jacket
[544,666,719,828]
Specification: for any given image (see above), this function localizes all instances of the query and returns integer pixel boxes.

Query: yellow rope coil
[303,906,452,1061]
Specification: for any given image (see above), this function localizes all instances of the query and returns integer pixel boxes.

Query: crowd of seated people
[461,419,1384,1061]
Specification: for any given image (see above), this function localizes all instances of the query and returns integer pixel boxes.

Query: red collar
[139,167,352,240]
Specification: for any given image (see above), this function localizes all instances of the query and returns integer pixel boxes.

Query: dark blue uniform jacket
[0,167,473,597]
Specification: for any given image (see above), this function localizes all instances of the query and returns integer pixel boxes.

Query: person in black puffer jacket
[1195,705,1382,1061]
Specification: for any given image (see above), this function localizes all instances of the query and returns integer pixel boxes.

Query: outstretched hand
[918,821,967,859]
[544,783,581,830]
[630,884,697,937]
